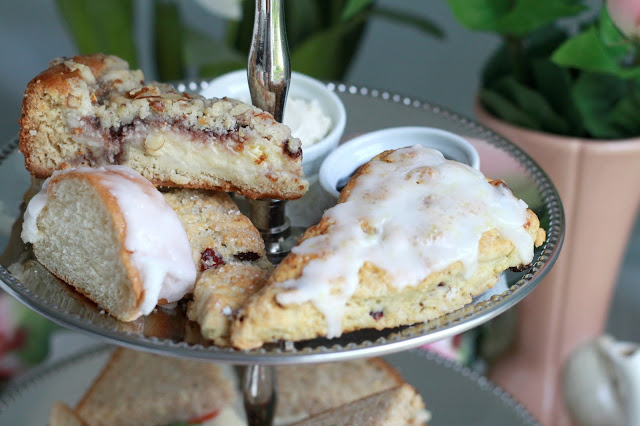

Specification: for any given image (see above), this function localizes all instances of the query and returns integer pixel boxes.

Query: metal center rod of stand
[243,364,277,426]
[247,0,296,267]
[243,0,289,424]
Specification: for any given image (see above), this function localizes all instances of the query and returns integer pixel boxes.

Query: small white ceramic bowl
[200,70,346,178]
[319,126,480,198]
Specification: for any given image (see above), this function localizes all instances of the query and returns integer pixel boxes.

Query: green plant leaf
[447,0,585,37]
[154,0,184,81]
[184,29,245,70]
[372,6,444,38]
[87,0,137,67]
[290,11,370,80]
[446,0,512,31]
[530,57,584,134]
[480,89,541,129]
[607,89,640,136]
[226,0,255,55]
[598,7,631,58]
[481,42,513,87]
[56,0,102,54]
[571,72,628,138]
[525,25,569,58]
[552,25,640,79]
[55,0,137,67]
[342,0,374,22]
[285,0,323,47]
[491,76,570,133]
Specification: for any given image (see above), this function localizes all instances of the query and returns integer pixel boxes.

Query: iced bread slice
[21,166,197,321]
[19,54,308,199]
[231,146,546,349]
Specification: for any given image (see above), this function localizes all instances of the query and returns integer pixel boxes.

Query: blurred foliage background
[55,0,443,82]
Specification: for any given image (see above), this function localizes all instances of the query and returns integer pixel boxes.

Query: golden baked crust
[290,384,429,426]
[28,169,147,321]
[20,54,308,199]
[275,357,405,423]
[162,189,271,345]
[230,149,546,349]
[49,402,87,426]
[75,348,236,425]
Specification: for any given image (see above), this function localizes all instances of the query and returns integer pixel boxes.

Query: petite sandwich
[290,384,430,426]
[50,348,238,426]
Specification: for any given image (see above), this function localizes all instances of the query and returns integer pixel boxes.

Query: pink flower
[607,0,640,39]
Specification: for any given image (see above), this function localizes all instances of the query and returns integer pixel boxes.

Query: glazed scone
[19,54,308,199]
[275,357,405,424]
[231,146,546,349]
[75,348,236,426]
[290,384,430,426]
[21,166,197,322]
[162,189,271,345]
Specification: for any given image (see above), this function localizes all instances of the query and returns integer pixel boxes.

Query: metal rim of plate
[0,344,540,425]
[0,81,565,365]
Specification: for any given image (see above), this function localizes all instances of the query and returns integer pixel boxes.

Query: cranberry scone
[21,166,197,322]
[19,54,308,199]
[230,145,546,349]
[162,189,271,346]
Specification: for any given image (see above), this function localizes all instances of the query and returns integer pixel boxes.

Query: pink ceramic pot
[476,102,640,426]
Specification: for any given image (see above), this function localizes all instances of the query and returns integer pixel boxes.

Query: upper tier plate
[0,82,564,365]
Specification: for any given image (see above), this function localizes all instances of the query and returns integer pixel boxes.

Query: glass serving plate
[0,344,539,425]
[0,82,564,365]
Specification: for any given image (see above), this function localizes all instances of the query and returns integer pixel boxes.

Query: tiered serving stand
[0,1,564,424]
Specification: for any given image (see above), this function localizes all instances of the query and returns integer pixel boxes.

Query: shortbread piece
[162,189,271,345]
[231,146,546,349]
[19,54,308,199]
[49,402,87,426]
[75,348,236,426]
[275,358,405,424]
[290,384,430,426]
[21,166,197,321]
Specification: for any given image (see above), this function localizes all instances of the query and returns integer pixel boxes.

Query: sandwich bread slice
[74,348,236,426]
[290,384,430,426]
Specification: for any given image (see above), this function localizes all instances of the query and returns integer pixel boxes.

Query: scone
[74,348,237,426]
[275,357,405,424]
[19,54,308,199]
[231,145,546,349]
[162,189,271,346]
[290,384,430,426]
[21,166,197,321]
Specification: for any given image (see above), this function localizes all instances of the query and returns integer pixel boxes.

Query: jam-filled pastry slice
[162,189,271,346]
[21,166,197,322]
[19,54,308,200]
[230,145,546,349]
